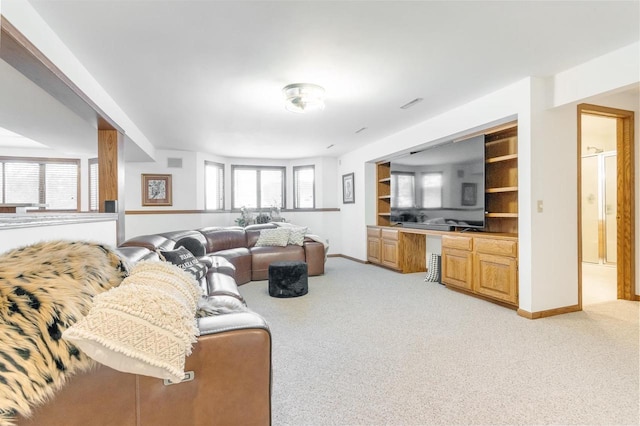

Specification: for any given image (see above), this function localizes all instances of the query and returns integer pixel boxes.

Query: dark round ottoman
[268,261,308,298]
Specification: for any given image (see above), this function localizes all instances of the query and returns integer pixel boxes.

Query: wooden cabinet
[380,229,400,270]
[473,237,518,304]
[474,253,518,304]
[441,235,473,290]
[367,227,381,263]
[442,234,518,306]
[367,226,400,270]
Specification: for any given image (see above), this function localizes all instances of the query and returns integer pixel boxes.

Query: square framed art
[142,174,173,206]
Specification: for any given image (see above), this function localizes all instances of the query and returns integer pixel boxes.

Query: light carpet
[239,257,639,426]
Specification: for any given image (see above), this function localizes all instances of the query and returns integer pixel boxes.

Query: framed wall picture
[142,174,173,206]
[461,182,477,206]
[342,172,355,204]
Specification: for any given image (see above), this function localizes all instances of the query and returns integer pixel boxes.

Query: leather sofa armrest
[197,255,213,268]
[198,311,269,336]
[137,313,272,426]
[303,241,326,276]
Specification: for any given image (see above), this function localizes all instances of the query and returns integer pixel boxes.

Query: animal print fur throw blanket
[0,240,128,425]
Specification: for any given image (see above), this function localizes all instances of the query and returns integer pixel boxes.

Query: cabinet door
[367,237,381,264]
[381,238,400,270]
[474,253,518,305]
[441,248,473,290]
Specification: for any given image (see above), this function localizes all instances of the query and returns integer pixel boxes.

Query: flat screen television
[390,134,485,231]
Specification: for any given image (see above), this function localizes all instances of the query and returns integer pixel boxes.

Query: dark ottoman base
[268,261,308,298]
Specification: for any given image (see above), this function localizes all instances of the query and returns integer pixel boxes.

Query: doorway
[578,104,636,307]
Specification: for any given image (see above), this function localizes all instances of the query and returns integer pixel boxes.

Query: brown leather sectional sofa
[16,223,325,425]
[119,223,326,284]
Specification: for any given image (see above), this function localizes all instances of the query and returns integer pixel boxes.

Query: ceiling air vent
[167,157,183,168]
[400,98,424,110]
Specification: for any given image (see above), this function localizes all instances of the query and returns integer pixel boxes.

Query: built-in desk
[367,225,519,307]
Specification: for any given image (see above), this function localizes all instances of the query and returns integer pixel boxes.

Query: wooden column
[98,129,125,244]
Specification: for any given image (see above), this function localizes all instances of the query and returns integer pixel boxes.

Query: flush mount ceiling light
[282,83,325,113]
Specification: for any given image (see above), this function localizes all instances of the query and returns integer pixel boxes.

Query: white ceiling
[10,1,640,159]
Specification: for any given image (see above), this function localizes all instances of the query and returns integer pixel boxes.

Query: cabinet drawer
[442,235,473,251]
[381,228,399,241]
[367,227,381,238]
[475,238,517,257]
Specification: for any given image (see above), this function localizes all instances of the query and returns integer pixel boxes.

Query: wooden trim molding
[517,305,581,320]
[329,254,368,264]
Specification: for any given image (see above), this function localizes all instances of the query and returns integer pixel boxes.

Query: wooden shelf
[378,195,391,200]
[379,177,391,183]
[486,212,518,218]
[486,153,518,164]
[486,186,518,193]
[378,212,391,217]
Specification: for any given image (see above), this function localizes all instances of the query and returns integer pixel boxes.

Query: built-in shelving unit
[369,123,520,309]
[484,126,518,234]
[376,162,391,226]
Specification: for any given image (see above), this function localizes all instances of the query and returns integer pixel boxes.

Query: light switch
[537,200,543,213]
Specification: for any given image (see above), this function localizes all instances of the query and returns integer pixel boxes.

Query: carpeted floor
[239,257,640,426]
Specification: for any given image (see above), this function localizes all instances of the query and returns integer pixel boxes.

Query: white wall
[553,42,639,108]
[528,78,580,311]
[126,150,199,210]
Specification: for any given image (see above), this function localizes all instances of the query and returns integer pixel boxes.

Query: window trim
[0,156,81,211]
[204,160,225,211]
[231,165,286,210]
[293,165,315,209]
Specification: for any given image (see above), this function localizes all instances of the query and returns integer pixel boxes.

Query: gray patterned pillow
[255,228,290,247]
[288,227,308,246]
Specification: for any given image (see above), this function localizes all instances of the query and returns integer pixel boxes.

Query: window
[205,161,225,210]
[0,157,80,211]
[421,172,443,208]
[293,165,315,208]
[89,158,99,211]
[391,172,415,208]
[232,165,285,209]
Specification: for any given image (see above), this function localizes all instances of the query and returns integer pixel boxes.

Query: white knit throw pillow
[63,261,202,383]
[255,228,290,247]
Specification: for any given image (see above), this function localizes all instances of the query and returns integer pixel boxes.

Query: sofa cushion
[201,228,247,253]
[174,236,207,257]
[120,234,175,251]
[211,248,252,285]
[255,228,290,247]
[159,246,207,281]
